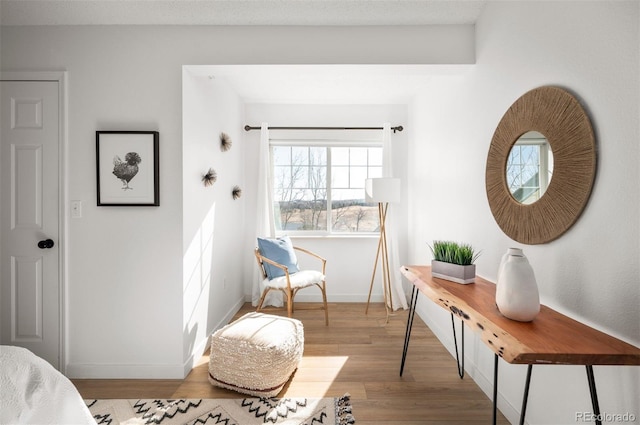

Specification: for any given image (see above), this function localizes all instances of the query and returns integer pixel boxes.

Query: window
[507,136,553,204]
[271,142,383,234]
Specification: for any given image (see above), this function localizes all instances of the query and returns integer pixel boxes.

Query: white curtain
[252,123,283,307]
[382,123,408,310]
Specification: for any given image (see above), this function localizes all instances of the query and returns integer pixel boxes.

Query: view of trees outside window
[272,144,383,233]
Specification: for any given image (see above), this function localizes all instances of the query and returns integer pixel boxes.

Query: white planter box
[431,260,476,284]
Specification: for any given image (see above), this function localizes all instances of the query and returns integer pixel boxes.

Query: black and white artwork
[113,152,142,190]
[96,131,159,206]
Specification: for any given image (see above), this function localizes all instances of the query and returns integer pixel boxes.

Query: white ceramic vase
[497,248,523,283]
[495,249,540,322]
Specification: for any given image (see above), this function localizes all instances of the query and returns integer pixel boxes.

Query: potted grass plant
[429,240,480,284]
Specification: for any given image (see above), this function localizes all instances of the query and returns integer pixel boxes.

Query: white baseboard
[66,363,186,379]
[243,293,385,303]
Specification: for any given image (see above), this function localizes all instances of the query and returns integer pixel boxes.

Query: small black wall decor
[202,168,217,187]
[232,185,242,200]
[220,132,232,152]
[96,131,159,206]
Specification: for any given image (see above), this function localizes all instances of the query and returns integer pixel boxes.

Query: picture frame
[96,131,159,206]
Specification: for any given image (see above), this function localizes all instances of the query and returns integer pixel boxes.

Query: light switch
[71,200,82,218]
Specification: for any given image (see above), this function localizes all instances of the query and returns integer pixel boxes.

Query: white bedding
[0,345,96,425]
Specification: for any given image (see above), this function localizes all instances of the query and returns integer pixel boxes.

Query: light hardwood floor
[73,302,509,424]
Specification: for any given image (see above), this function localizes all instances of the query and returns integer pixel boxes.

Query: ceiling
[0,0,487,26]
[1,0,484,104]
[189,64,473,104]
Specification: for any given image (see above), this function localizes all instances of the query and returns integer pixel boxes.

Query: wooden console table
[400,265,640,425]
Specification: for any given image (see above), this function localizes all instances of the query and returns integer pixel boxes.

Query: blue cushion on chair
[257,236,300,279]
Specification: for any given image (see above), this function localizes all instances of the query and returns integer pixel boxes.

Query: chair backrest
[254,248,268,280]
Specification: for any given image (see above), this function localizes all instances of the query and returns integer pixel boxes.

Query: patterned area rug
[86,395,355,425]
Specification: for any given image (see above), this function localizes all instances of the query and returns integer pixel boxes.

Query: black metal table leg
[586,365,602,425]
[400,285,419,376]
[519,365,533,425]
[451,313,465,379]
[493,354,499,425]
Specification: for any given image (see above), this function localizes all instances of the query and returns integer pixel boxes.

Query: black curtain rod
[244,125,404,133]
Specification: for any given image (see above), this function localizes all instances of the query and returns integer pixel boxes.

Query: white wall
[243,103,410,304]
[0,24,473,378]
[408,1,639,424]
[182,69,246,374]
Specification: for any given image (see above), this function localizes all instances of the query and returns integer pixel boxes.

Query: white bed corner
[0,345,96,425]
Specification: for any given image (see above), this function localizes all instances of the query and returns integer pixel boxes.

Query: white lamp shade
[365,178,401,203]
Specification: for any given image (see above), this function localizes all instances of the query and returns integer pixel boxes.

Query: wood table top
[401,265,640,365]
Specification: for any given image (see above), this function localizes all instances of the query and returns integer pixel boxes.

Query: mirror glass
[506,131,554,204]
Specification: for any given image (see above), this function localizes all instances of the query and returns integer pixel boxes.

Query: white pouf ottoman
[208,312,304,398]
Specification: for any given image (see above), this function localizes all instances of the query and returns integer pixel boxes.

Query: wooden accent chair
[254,245,329,325]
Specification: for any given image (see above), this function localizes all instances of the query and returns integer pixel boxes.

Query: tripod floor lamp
[364,177,401,322]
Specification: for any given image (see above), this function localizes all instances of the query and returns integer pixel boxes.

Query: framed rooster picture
[96,131,159,206]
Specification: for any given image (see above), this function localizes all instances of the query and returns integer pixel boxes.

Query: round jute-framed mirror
[485,86,596,244]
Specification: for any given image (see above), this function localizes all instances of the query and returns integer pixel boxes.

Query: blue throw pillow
[257,236,300,279]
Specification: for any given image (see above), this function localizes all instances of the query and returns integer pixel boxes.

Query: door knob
[38,239,55,249]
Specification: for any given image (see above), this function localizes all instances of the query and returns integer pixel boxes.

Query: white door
[1,80,61,369]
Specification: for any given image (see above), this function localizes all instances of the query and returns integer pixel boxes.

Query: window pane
[309,147,327,165]
[293,167,309,189]
[332,188,361,201]
[331,192,379,232]
[350,147,368,165]
[275,192,328,231]
[291,146,308,166]
[369,148,383,166]
[274,165,291,183]
[524,146,539,163]
[332,147,349,166]
[272,146,291,166]
[332,166,349,188]
[309,166,327,189]
[510,147,520,164]
[350,166,368,188]
[301,208,327,231]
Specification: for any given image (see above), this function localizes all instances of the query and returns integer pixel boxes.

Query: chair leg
[256,287,272,312]
[320,281,329,326]
[286,290,293,318]
[291,288,300,313]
